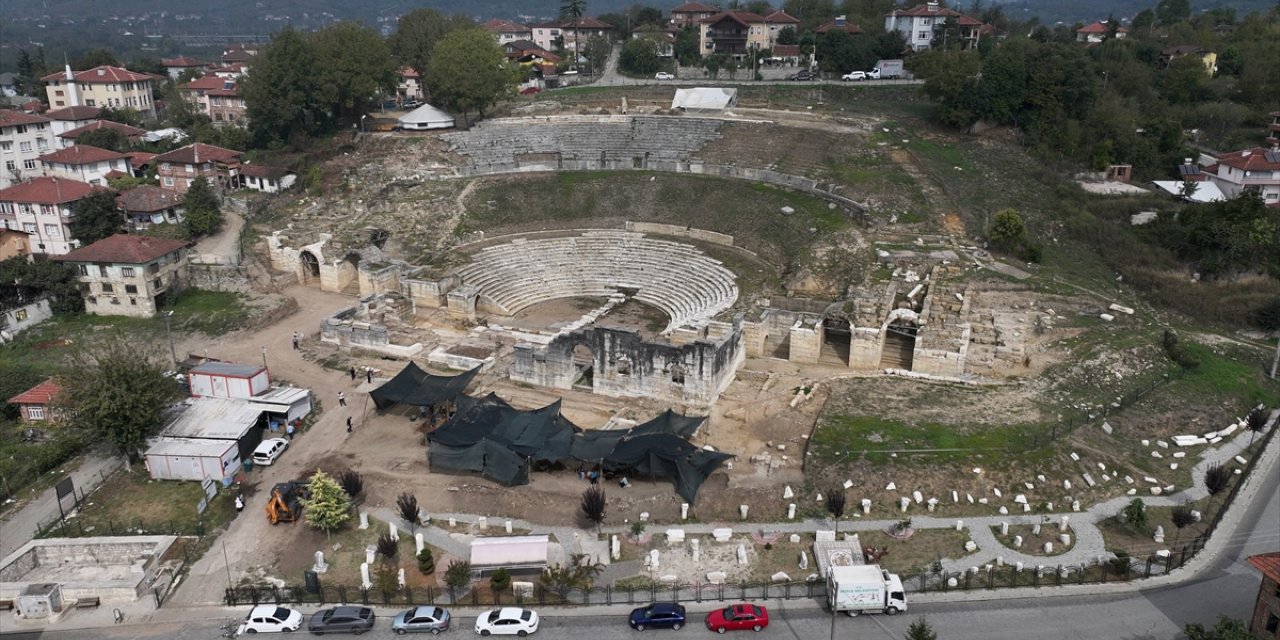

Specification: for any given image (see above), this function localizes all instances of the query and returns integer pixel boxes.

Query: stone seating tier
[454,232,739,332]
[441,116,723,168]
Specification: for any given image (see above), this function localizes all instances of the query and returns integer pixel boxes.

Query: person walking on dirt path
[338,391,347,407]
[292,331,300,350]
[349,367,356,382]
[286,422,295,440]
[366,369,373,384]
[235,495,244,513]
[346,416,353,433]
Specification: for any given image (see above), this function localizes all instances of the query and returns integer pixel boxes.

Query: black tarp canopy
[426,393,730,504]
[370,363,479,410]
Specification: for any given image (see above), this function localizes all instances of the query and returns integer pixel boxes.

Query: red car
[705,604,769,633]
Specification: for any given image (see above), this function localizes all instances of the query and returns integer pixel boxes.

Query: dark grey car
[391,606,452,634]
[307,606,375,635]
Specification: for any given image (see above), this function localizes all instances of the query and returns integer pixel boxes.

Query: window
[101,283,114,293]
[23,159,36,170]
[161,162,171,171]
[15,309,28,321]
[0,141,10,151]
[36,138,47,150]
[1267,613,1278,633]
[19,141,31,152]
[0,203,10,214]
[23,223,36,234]
[122,267,135,277]
[163,177,174,187]
[86,99,96,106]
[187,179,194,188]
[78,264,89,276]
[4,161,14,171]
[15,125,27,135]
[41,205,54,215]
[918,31,931,40]
[185,164,194,173]
[44,224,59,238]
[98,265,108,277]
[27,406,45,420]
[125,284,138,294]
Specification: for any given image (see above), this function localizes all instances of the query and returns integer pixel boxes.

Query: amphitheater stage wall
[510,321,744,406]
[623,222,735,246]
[402,276,459,310]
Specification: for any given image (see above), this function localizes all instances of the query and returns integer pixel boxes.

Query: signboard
[54,476,76,518]
[202,477,217,500]
[196,497,208,515]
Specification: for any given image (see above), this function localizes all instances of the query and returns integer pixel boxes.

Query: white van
[252,438,289,466]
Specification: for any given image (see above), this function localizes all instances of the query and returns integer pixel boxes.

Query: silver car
[392,606,451,635]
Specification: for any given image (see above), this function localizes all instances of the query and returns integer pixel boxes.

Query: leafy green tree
[904,616,938,640]
[1122,498,1148,533]
[98,107,144,127]
[988,209,1028,250]
[816,30,874,75]
[59,336,179,464]
[1203,464,1231,516]
[0,255,82,314]
[776,26,798,46]
[630,6,665,28]
[539,553,604,595]
[1184,616,1252,640]
[1161,55,1210,104]
[425,29,515,120]
[76,128,130,153]
[1160,193,1279,278]
[909,48,983,128]
[1254,299,1280,332]
[620,37,662,75]
[874,31,909,60]
[69,189,123,246]
[73,48,119,69]
[444,560,472,589]
[703,54,725,79]
[182,177,223,237]
[561,0,588,64]
[1156,0,1191,25]
[141,222,191,241]
[1170,504,1196,545]
[783,0,837,31]
[674,27,702,65]
[584,36,612,75]
[390,9,475,78]
[490,567,511,592]
[300,470,352,537]
[311,21,398,121]
[242,26,322,147]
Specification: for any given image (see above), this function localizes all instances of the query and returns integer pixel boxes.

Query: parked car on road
[866,68,881,80]
[841,71,867,81]
[655,72,675,80]
[392,606,451,634]
[475,607,539,636]
[705,604,769,633]
[402,100,422,109]
[307,606,375,635]
[788,70,815,81]
[629,602,686,630]
[253,438,289,466]
[241,605,304,634]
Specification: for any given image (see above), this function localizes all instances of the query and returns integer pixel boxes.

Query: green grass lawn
[810,415,1045,466]
[44,468,235,538]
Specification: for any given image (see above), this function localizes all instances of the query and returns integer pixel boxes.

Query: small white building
[469,535,550,576]
[672,87,738,113]
[398,104,456,131]
[188,362,270,399]
[240,164,296,193]
[144,437,240,482]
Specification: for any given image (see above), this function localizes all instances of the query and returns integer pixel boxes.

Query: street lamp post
[360,114,368,133]
[261,346,268,370]
[162,310,177,368]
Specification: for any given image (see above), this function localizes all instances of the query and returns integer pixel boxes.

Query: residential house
[6,379,63,423]
[505,40,564,65]
[152,143,243,193]
[531,17,612,55]
[43,106,102,138]
[1247,552,1280,639]
[57,233,191,318]
[1,110,55,188]
[398,67,424,103]
[698,12,771,56]
[220,44,258,66]
[632,26,679,58]
[762,10,801,44]
[240,164,296,193]
[128,151,157,179]
[885,2,988,51]
[56,120,147,149]
[40,65,158,119]
[0,177,97,255]
[0,227,30,260]
[117,185,185,230]
[671,2,718,27]
[815,15,864,35]
[179,74,247,126]
[161,55,211,80]
[482,19,532,45]
[1159,45,1217,74]
[1195,147,1280,205]
[1076,21,1128,44]
[38,145,131,186]
[1,296,52,342]
[209,64,249,79]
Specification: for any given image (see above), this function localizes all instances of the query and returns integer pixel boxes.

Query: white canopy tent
[1151,180,1226,203]
[398,104,456,131]
[671,88,737,112]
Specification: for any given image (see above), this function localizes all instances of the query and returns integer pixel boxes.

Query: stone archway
[299,250,320,283]
[572,344,595,389]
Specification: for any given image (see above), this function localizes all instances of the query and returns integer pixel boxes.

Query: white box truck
[828,565,907,616]
[873,59,905,79]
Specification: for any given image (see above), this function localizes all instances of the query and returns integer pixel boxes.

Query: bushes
[986,209,1043,263]
[1162,329,1201,370]
[417,547,435,575]
[490,567,511,592]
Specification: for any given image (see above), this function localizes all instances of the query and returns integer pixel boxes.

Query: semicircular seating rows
[440,115,724,168]
[454,231,739,333]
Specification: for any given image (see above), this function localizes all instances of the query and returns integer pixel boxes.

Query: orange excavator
[265,482,306,525]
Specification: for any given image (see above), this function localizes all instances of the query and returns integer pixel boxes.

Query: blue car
[629,603,687,631]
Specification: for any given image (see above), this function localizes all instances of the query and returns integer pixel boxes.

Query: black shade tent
[427,393,732,504]
[370,363,480,410]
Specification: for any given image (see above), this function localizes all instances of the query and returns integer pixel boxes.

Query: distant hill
[993,0,1274,24]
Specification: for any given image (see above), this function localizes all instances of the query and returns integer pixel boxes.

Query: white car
[252,438,289,466]
[474,607,539,636]
[841,71,867,81]
[240,605,304,634]
[654,72,675,80]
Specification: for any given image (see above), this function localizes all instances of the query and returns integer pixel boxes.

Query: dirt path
[192,206,245,265]
[888,148,966,236]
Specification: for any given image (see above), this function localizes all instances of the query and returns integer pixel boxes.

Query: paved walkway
[0,450,121,559]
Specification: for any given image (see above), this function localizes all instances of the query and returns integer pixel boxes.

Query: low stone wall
[0,535,177,602]
[624,222,735,246]
[186,263,252,293]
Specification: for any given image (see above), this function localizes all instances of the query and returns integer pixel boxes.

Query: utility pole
[1270,337,1278,379]
[162,310,177,368]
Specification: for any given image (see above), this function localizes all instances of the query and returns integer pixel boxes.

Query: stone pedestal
[358,511,369,530]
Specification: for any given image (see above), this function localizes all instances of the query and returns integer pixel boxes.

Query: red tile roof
[152,143,242,166]
[180,74,231,91]
[8,379,62,406]
[672,2,718,13]
[117,185,184,212]
[128,151,157,170]
[816,19,864,34]
[43,106,101,121]
[39,144,130,166]
[764,10,800,24]
[772,44,801,57]
[41,65,155,84]
[399,66,420,79]
[1248,552,1280,583]
[887,4,962,17]
[0,110,52,127]
[482,19,529,32]
[957,15,983,26]
[1215,147,1280,172]
[563,17,612,29]
[221,50,256,63]
[701,11,768,25]
[0,177,97,204]
[58,233,190,264]
[240,164,293,179]
[162,56,209,67]
[20,100,44,114]
[57,120,147,141]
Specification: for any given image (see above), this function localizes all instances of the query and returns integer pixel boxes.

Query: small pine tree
[904,616,938,640]
[1203,464,1231,516]
[417,547,435,575]
[490,567,511,592]
[444,560,472,589]
[826,489,847,533]
[397,492,420,530]
[1245,406,1268,445]
[337,469,364,499]
[580,485,606,533]
[300,470,352,537]
[1122,498,1148,533]
[1170,504,1196,545]
[377,532,399,560]
[182,177,223,237]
